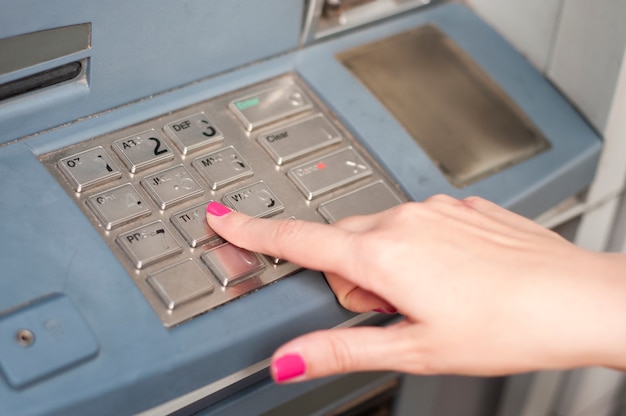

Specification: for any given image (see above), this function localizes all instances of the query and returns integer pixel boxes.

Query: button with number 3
[112,129,174,173]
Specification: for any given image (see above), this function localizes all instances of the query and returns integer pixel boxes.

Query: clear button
[258,113,342,165]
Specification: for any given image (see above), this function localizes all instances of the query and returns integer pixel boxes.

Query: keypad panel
[40,74,406,327]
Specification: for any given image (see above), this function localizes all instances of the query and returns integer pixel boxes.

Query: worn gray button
[116,221,182,269]
[147,260,214,310]
[229,83,313,131]
[86,183,151,230]
[192,146,253,190]
[112,129,174,173]
[170,201,220,248]
[258,113,342,165]
[163,113,223,155]
[201,243,265,287]
[57,147,122,192]
[318,181,403,223]
[141,165,204,210]
[222,181,284,218]
[287,147,373,200]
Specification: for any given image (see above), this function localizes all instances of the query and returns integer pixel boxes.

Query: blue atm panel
[0,1,601,415]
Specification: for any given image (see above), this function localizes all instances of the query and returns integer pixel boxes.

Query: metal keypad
[40,74,406,327]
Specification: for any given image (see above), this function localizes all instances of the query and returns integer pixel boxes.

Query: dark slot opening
[0,61,83,102]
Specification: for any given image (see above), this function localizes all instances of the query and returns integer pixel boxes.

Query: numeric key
[112,129,174,173]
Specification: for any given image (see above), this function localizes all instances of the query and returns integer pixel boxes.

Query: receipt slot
[0,1,600,415]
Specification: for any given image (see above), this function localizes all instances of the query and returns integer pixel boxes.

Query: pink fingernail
[206,201,232,217]
[272,353,306,383]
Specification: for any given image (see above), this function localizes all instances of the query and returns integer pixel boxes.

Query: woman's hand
[206,195,626,383]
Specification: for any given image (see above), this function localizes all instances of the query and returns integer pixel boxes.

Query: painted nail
[272,353,306,383]
[206,201,232,217]
[374,308,398,314]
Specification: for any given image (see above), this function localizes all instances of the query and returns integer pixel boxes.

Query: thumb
[270,322,424,383]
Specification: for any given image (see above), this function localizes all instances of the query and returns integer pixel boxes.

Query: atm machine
[0,1,602,415]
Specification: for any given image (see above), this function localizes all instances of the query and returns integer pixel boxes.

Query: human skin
[205,195,626,383]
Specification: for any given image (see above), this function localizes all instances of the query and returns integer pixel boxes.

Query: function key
[86,183,151,230]
[258,113,342,165]
[192,146,253,190]
[163,113,224,155]
[201,243,265,287]
[287,147,373,200]
[116,221,182,269]
[147,260,214,310]
[141,165,203,210]
[229,82,313,131]
[317,181,403,223]
[57,146,122,192]
[222,181,284,218]
[112,129,174,173]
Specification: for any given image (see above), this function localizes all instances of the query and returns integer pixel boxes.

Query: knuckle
[326,333,356,374]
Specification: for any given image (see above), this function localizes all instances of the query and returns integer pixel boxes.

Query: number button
[163,113,224,155]
[141,165,204,210]
[57,147,122,192]
[116,221,182,269]
[86,183,151,230]
[192,146,253,190]
[112,130,174,173]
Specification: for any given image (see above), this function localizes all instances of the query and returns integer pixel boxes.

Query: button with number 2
[112,129,174,173]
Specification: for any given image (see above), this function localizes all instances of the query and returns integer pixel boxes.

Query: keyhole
[16,329,35,347]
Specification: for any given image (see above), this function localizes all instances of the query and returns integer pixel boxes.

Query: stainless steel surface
[39,74,405,327]
[112,130,175,174]
[86,183,152,230]
[201,244,266,287]
[338,25,550,187]
[318,180,403,222]
[141,165,204,210]
[115,220,183,269]
[170,201,220,248]
[147,260,214,310]
[301,0,433,43]
[58,146,122,192]
[287,146,373,200]
[228,82,313,131]
[257,113,342,165]
[191,146,254,190]
[163,113,224,155]
[222,181,285,218]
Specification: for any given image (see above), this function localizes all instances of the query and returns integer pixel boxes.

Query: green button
[235,97,260,111]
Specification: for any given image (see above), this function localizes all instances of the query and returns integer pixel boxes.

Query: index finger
[205,202,354,275]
